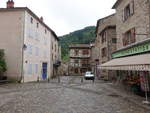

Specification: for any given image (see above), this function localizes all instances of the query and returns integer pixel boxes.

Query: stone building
[95,14,117,80]
[0,0,60,82]
[100,0,150,95]
[68,44,93,76]
[113,0,150,48]
[51,34,61,77]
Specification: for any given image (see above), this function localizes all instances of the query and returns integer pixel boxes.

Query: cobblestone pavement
[0,76,149,113]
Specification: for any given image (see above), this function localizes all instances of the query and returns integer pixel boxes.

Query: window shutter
[122,34,126,46]
[130,0,134,15]
[131,28,136,43]
[122,9,125,22]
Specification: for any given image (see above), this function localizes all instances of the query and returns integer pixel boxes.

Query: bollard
[58,76,60,83]
[48,77,50,83]
[81,77,83,83]
[37,76,40,82]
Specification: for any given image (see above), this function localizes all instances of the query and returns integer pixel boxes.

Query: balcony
[81,64,91,67]
[70,54,91,58]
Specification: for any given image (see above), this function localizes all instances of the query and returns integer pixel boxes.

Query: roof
[0,7,59,41]
[112,0,122,9]
[69,44,91,49]
[95,13,116,34]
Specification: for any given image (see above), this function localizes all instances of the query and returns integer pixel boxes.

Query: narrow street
[0,76,149,113]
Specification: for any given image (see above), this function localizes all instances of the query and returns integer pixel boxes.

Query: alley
[0,76,149,113]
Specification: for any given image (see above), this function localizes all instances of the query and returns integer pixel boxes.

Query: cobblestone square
[0,76,149,113]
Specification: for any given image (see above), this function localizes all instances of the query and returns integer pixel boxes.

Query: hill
[59,26,96,61]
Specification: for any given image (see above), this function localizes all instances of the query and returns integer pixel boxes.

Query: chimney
[40,16,43,22]
[7,0,14,8]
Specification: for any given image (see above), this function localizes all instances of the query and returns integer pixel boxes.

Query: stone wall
[115,0,150,49]
[95,14,117,79]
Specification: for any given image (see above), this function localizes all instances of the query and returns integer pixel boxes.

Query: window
[35,47,39,56]
[35,64,38,74]
[75,68,78,73]
[123,1,134,21]
[28,28,34,39]
[123,28,136,46]
[55,44,56,52]
[82,59,89,67]
[27,64,32,74]
[37,23,39,28]
[52,43,53,50]
[45,29,47,34]
[31,17,33,23]
[44,51,47,57]
[74,59,79,64]
[82,49,89,55]
[101,31,106,43]
[44,37,47,45]
[74,49,79,56]
[28,45,33,54]
[102,47,107,57]
[35,32,39,41]
[82,59,88,64]
[112,38,117,43]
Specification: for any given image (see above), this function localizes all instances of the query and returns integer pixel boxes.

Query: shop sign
[112,42,150,58]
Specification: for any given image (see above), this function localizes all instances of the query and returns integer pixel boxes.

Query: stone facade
[51,34,61,77]
[69,44,92,76]
[113,0,150,49]
[95,14,117,80]
[0,6,60,82]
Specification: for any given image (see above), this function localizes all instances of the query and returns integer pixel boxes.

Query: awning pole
[142,72,150,105]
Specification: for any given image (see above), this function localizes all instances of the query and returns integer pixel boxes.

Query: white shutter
[122,9,125,22]
[130,0,134,15]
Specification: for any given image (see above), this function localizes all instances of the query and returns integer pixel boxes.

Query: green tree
[59,26,96,61]
[0,50,7,73]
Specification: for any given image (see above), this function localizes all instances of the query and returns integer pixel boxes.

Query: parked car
[84,72,95,81]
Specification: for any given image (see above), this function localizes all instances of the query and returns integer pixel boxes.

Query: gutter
[20,10,25,83]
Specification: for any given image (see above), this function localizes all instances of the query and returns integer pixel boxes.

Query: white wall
[0,10,24,81]
[23,11,51,82]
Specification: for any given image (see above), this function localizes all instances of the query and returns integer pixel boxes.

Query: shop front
[99,39,150,99]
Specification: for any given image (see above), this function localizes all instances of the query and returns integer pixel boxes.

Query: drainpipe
[20,11,25,83]
[107,31,110,81]
[148,0,150,38]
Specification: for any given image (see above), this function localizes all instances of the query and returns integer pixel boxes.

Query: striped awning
[98,54,150,71]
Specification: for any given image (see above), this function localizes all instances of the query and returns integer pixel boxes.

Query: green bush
[0,59,7,72]
[0,50,4,59]
[0,50,7,73]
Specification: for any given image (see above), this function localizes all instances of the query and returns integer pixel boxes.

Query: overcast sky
[0,0,116,36]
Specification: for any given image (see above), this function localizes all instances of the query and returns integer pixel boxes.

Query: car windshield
[86,72,91,75]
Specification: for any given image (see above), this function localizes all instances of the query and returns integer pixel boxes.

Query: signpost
[140,72,150,105]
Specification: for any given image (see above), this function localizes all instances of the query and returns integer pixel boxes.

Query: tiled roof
[112,0,123,9]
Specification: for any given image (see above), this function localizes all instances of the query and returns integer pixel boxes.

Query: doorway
[42,63,47,80]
